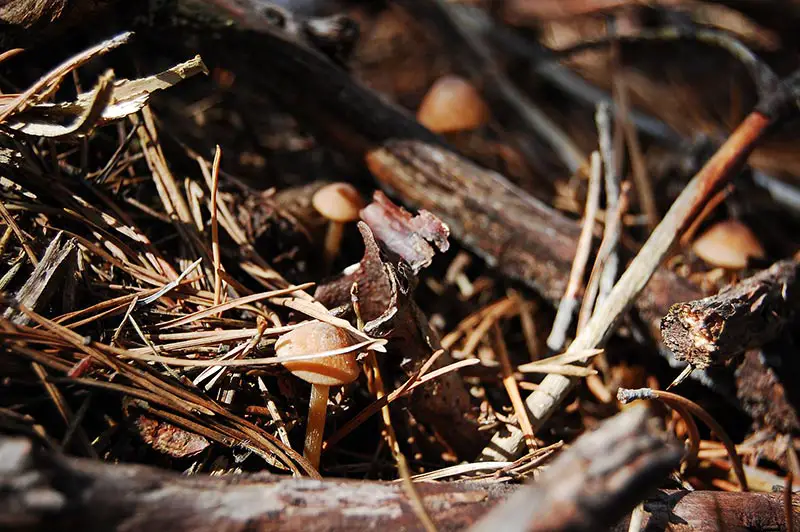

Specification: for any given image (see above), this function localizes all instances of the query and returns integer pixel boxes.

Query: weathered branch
[366,140,702,328]
[0,417,797,531]
[662,258,800,368]
[471,405,683,532]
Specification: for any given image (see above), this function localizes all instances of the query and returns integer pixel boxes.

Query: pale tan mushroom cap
[692,219,765,269]
[417,75,490,134]
[277,321,361,385]
[311,183,364,223]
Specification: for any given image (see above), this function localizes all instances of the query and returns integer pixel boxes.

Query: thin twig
[546,152,602,351]
[493,323,536,451]
[617,388,747,491]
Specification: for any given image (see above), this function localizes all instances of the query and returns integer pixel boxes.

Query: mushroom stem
[304,383,330,470]
[323,221,344,270]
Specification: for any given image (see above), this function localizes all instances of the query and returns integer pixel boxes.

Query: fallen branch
[662,257,800,369]
[470,405,683,532]
[366,140,702,329]
[0,426,797,531]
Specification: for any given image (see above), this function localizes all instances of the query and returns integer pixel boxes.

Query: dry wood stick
[470,405,683,532]
[662,257,800,369]
[546,152,602,351]
[1,233,76,325]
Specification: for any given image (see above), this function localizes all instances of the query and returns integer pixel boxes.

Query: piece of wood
[0,406,678,532]
[2,233,77,326]
[471,405,683,532]
[661,258,800,368]
[366,140,703,328]
[0,425,797,531]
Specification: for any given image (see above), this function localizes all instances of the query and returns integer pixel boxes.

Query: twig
[661,258,800,368]
[546,152,601,351]
[493,323,536,451]
[617,388,747,491]
[596,101,625,305]
[578,182,631,331]
[615,75,658,230]
[2,234,76,325]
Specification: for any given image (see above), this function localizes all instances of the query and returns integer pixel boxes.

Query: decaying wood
[366,140,702,328]
[737,348,800,434]
[471,405,683,532]
[0,406,675,532]
[662,257,800,368]
[0,435,513,532]
[612,490,800,532]
[1,233,76,326]
[2,407,796,532]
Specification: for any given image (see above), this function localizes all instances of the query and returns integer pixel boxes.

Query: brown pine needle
[493,323,536,451]
[0,201,38,266]
[210,145,223,311]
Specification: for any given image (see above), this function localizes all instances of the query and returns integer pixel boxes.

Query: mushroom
[417,75,489,133]
[276,321,361,469]
[692,219,765,269]
[311,183,364,270]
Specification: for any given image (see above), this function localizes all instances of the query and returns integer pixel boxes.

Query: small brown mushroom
[277,321,361,470]
[692,219,765,269]
[417,75,489,133]
[312,183,364,270]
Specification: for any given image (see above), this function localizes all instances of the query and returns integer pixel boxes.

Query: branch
[0,427,797,531]
[470,405,683,532]
[662,258,800,368]
[366,141,702,328]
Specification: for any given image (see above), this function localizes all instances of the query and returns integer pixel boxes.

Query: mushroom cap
[311,183,364,223]
[417,75,489,133]
[692,219,765,269]
[277,321,361,385]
